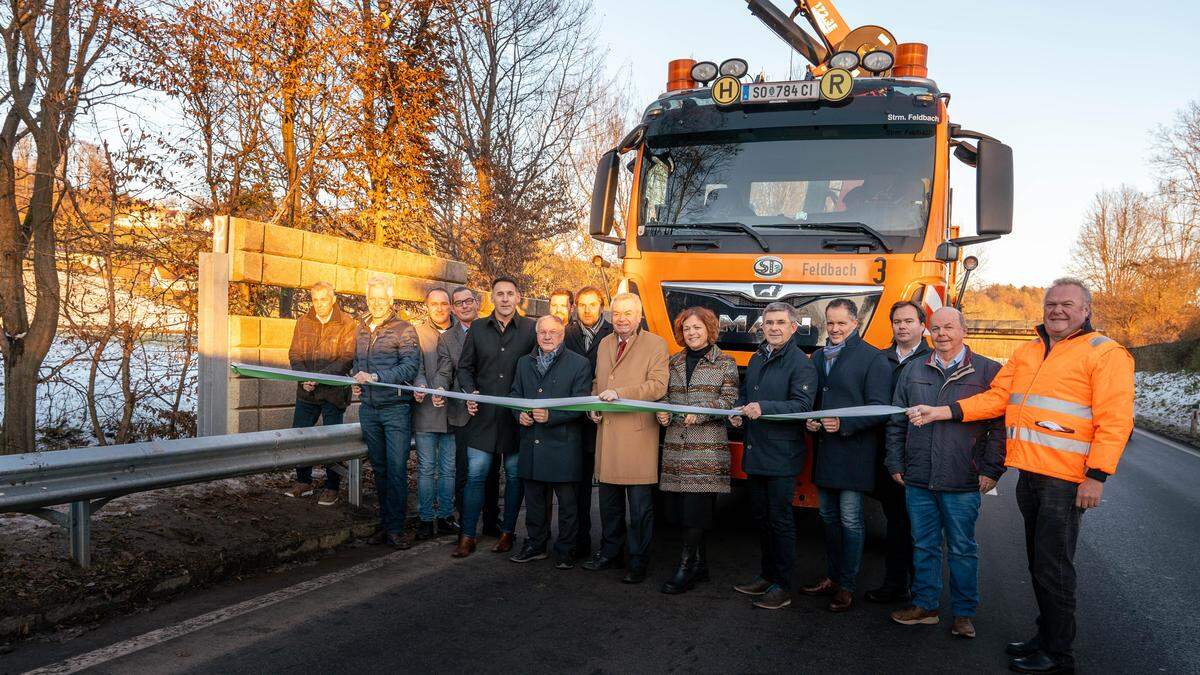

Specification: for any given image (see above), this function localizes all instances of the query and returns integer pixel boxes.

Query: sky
[589,0,1200,286]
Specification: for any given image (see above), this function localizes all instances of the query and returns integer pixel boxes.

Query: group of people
[284,274,1133,675]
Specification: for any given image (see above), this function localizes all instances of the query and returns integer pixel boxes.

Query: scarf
[823,339,847,374]
[534,345,562,377]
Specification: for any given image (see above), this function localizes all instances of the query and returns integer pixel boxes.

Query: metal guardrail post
[68,500,92,569]
[348,458,362,508]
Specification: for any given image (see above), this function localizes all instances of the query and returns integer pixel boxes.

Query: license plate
[741,80,819,104]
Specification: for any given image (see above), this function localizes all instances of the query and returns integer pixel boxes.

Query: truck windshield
[639,128,935,251]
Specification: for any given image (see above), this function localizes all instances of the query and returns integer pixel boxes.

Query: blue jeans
[414,432,455,521]
[292,399,345,489]
[818,487,866,592]
[461,448,523,537]
[908,485,983,616]
[360,403,413,535]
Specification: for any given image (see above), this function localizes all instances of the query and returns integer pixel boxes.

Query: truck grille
[661,282,882,353]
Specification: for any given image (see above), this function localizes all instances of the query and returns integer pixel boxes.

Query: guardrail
[0,424,366,568]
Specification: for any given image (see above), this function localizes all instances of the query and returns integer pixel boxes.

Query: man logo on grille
[753,283,782,298]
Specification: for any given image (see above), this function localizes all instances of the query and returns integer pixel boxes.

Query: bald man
[884,307,1005,640]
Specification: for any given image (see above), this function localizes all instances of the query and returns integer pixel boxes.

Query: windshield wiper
[658,221,770,252]
[753,220,897,252]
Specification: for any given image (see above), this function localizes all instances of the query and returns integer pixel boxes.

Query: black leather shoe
[436,516,461,536]
[621,566,647,584]
[387,532,414,550]
[1006,637,1041,657]
[582,553,622,571]
[734,577,774,596]
[1009,652,1073,674]
[415,521,436,541]
[865,585,911,603]
[509,545,549,563]
[555,558,576,570]
[660,545,696,595]
[366,530,387,545]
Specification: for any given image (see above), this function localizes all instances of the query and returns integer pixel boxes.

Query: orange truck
[588,0,1013,506]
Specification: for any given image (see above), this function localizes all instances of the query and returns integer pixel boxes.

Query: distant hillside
[962,284,1044,324]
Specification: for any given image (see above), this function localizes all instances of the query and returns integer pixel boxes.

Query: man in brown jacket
[581,292,670,584]
[283,281,357,506]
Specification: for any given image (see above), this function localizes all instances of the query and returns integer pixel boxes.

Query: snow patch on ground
[1134,371,1200,440]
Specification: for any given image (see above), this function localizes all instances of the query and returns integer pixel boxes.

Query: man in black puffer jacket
[885,307,1004,640]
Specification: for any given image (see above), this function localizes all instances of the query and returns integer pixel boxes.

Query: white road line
[1132,427,1200,460]
[22,540,446,675]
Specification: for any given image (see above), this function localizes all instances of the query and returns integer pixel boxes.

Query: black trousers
[1015,470,1084,660]
[454,425,499,528]
[748,474,797,591]
[598,483,654,568]
[525,479,578,559]
[574,444,595,555]
[869,464,913,589]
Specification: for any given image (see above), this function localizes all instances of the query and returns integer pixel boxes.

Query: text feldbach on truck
[588,0,1014,505]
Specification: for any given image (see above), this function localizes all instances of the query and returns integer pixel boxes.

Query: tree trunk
[1,356,40,454]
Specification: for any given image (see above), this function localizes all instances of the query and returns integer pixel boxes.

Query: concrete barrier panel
[263,224,304,257]
[230,251,263,283]
[230,347,260,365]
[301,260,338,290]
[229,218,264,253]
[338,239,367,268]
[335,264,358,294]
[260,317,297,348]
[234,408,259,434]
[260,379,298,407]
[367,245,396,273]
[228,315,261,348]
[302,231,340,264]
[229,377,259,409]
[261,254,302,288]
[258,348,291,368]
[259,406,294,431]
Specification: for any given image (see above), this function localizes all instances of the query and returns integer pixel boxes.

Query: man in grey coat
[412,288,461,540]
[885,307,1004,640]
[432,286,481,526]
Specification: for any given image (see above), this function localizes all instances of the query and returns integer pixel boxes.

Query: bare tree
[434,0,607,285]
[0,0,125,454]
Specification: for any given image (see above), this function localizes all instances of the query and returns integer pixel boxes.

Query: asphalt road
[6,429,1198,674]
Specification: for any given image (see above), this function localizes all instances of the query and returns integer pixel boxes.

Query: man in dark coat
[284,281,357,505]
[562,285,613,558]
[508,315,593,567]
[730,302,817,611]
[452,277,537,558]
[867,301,933,603]
[886,307,1004,640]
[800,298,892,613]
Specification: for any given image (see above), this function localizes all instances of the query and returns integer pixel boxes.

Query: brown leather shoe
[491,532,514,553]
[828,588,854,612]
[891,605,940,625]
[951,616,976,639]
[451,535,477,558]
[800,577,839,597]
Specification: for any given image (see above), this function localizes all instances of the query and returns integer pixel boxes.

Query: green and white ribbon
[230,362,904,421]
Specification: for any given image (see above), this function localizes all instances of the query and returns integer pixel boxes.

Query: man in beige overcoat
[580,292,669,584]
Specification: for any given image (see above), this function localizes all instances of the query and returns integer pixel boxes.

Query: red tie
[615,340,627,363]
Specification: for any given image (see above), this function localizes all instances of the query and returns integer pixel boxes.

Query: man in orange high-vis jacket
[907,277,1134,675]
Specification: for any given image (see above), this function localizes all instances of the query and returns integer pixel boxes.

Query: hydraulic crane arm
[745,0,873,71]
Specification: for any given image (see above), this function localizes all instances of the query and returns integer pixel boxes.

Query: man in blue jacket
[801,298,893,613]
[352,275,421,549]
[730,302,817,611]
[886,307,1004,640]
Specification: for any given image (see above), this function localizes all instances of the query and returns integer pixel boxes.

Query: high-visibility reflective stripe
[1006,426,1091,455]
[1090,335,1112,347]
[1009,393,1093,419]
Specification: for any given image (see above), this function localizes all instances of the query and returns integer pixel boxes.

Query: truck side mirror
[976,138,1013,236]
[935,241,960,262]
[590,149,621,244]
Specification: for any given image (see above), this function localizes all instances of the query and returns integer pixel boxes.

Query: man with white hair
[907,278,1134,674]
[582,292,669,584]
[351,275,421,549]
[886,306,1004,639]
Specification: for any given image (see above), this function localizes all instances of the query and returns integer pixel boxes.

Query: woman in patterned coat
[655,306,739,595]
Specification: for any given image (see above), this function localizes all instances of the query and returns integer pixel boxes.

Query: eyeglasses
[452,298,477,307]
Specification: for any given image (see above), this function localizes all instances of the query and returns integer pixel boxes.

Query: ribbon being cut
[231,363,904,422]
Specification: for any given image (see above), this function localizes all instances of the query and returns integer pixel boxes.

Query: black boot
[660,544,696,595]
[693,538,711,583]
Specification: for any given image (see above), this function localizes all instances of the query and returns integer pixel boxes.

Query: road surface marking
[22,540,447,675]
[1132,428,1200,460]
